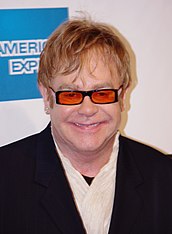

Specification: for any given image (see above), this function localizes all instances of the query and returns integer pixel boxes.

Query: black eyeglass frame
[49,86,123,105]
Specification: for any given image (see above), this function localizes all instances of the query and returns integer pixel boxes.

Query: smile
[71,122,106,132]
[74,122,100,127]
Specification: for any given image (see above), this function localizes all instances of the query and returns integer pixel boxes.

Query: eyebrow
[91,82,114,90]
[57,84,80,90]
[57,82,114,91]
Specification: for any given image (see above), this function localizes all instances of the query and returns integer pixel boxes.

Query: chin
[72,139,106,153]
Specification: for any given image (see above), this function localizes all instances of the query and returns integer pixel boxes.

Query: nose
[77,96,98,117]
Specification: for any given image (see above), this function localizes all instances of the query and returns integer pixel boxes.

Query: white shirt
[52,132,119,234]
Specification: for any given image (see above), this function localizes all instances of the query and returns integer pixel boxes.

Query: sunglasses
[49,86,122,105]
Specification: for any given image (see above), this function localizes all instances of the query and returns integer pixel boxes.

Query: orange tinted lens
[92,90,115,103]
[59,91,83,104]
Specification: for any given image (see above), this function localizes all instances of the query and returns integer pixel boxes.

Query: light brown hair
[38,17,131,92]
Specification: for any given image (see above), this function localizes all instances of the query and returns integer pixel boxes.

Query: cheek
[103,104,121,120]
[50,106,76,123]
[104,104,122,131]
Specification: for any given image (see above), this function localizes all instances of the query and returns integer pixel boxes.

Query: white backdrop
[0,0,172,153]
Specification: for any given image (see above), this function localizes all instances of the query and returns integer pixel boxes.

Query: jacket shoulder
[0,133,40,178]
[119,136,172,199]
[0,132,38,156]
[119,135,171,165]
[0,124,51,155]
[120,135,165,156]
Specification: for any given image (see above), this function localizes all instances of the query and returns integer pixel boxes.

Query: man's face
[41,54,125,157]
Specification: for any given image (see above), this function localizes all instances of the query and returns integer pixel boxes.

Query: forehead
[52,51,120,89]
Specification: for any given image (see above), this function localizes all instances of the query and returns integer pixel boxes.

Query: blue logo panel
[0,8,68,102]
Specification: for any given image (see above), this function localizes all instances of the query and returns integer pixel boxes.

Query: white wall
[0,0,172,153]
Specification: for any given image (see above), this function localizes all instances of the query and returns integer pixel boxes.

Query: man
[0,17,172,234]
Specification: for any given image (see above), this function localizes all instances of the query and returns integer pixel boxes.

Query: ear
[38,83,51,114]
[119,88,128,112]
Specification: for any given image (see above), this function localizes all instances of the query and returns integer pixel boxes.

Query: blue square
[0,8,68,102]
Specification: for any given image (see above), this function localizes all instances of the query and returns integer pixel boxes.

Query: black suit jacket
[0,124,172,234]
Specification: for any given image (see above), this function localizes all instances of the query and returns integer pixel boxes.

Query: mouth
[72,121,105,131]
[75,122,99,127]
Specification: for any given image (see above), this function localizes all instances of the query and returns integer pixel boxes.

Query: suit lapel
[109,136,144,234]
[34,124,86,234]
